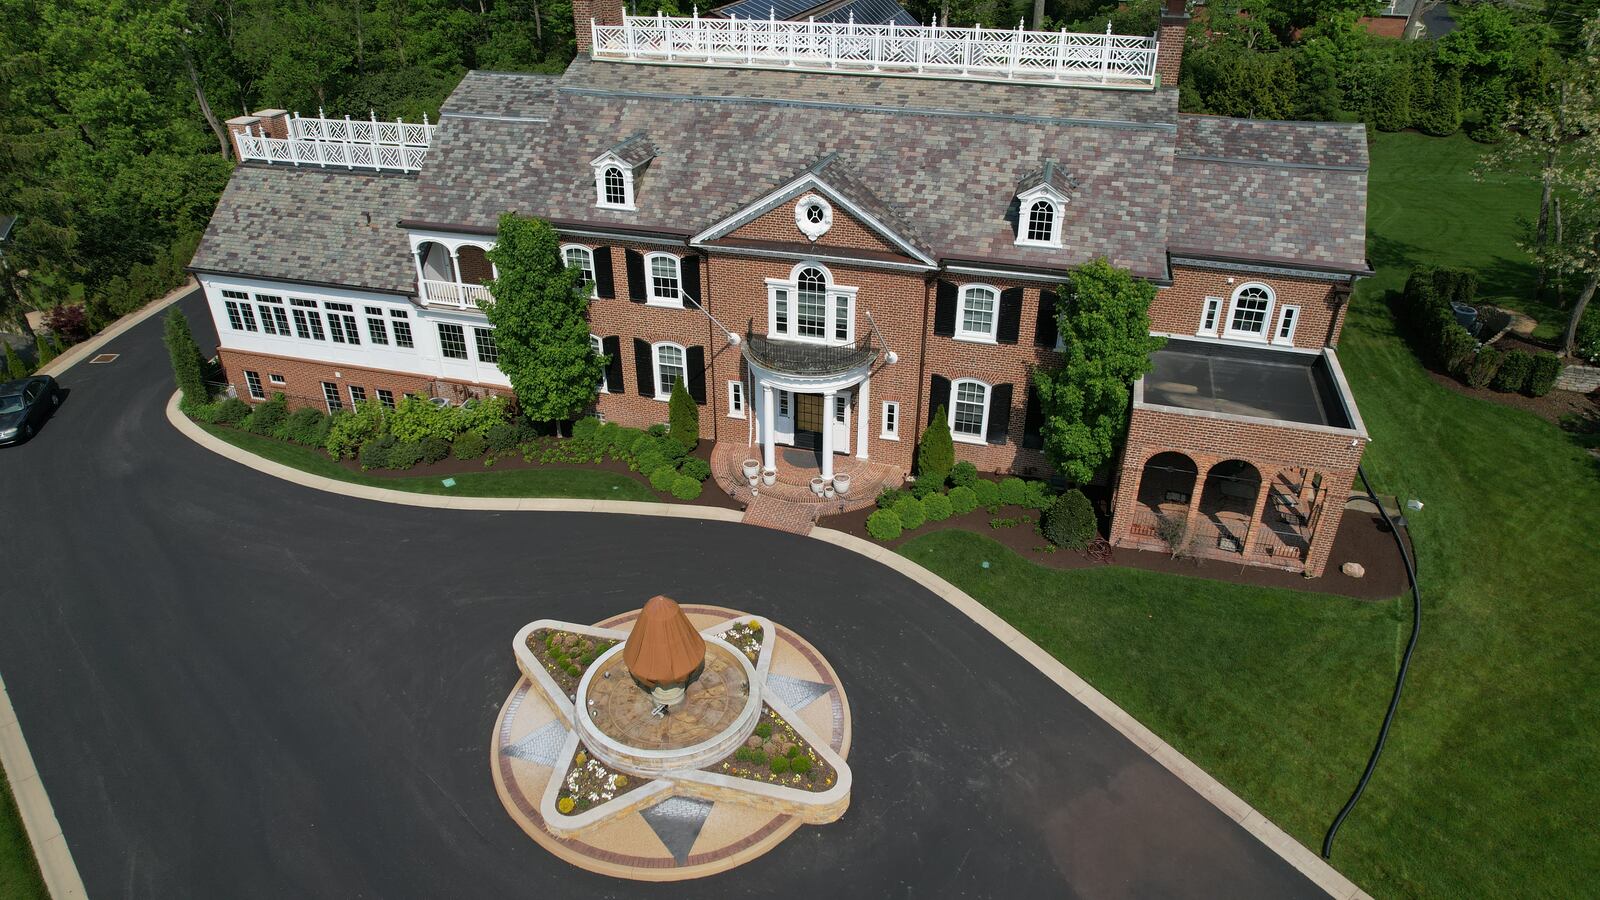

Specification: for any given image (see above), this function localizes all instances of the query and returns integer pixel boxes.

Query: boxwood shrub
[484,421,521,453]
[922,492,953,522]
[213,397,251,427]
[419,435,451,464]
[1526,352,1563,397]
[1492,348,1533,393]
[359,434,397,469]
[973,479,1001,509]
[649,465,678,491]
[453,431,488,460]
[948,485,978,515]
[1041,489,1097,549]
[876,487,908,509]
[282,407,330,446]
[949,461,979,489]
[866,509,903,541]
[892,495,925,530]
[670,474,703,500]
[678,457,712,482]
[243,396,287,435]
[998,477,1029,507]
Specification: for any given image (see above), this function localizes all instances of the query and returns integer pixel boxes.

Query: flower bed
[556,748,643,814]
[711,707,836,792]
[528,628,617,696]
[719,619,763,664]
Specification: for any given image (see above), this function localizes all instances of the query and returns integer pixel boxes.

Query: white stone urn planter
[742,458,761,482]
[832,472,851,495]
[762,468,777,486]
[810,477,827,496]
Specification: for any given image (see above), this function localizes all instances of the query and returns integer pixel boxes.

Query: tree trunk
[533,0,544,48]
[1535,153,1554,297]
[1031,0,1044,30]
[181,45,231,160]
[1563,266,1596,358]
[1554,197,1564,307]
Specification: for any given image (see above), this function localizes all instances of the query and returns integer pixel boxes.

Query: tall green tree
[668,379,699,450]
[483,213,602,428]
[917,405,955,484]
[2,341,26,379]
[1033,259,1164,484]
[163,306,208,402]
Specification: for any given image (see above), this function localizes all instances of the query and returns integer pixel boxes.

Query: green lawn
[199,425,661,501]
[903,129,1600,897]
[0,771,45,900]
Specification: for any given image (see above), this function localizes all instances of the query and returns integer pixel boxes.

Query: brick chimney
[1155,0,1190,89]
[224,109,291,159]
[574,0,625,55]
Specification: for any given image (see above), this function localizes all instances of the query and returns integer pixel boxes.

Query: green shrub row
[1398,267,1562,397]
[866,472,1059,543]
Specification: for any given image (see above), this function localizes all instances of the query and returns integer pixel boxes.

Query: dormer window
[1014,161,1072,249]
[590,134,654,212]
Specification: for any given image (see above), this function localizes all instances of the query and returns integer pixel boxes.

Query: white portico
[743,344,877,481]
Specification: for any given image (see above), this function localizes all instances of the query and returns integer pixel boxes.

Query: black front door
[793,393,823,450]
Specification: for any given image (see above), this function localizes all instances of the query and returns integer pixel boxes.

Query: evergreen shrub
[1042,489,1097,549]
[892,495,926,530]
[670,474,702,500]
[948,485,979,515]
[866,509,903,541]
[1492,349,1533,393]
[453,431,488,460]
[998,477,1029,507]
[922,492,953,522]
[1526,353,1564,397]
[949,461,979,489]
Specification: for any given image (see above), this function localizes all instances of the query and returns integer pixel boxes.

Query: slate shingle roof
[438,71,560,120]
[189,165,419,295]
[1169,115,1368,272]
[414,59,1180,278]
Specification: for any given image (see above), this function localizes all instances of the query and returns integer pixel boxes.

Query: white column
[449,250,464,286]
[412,249,429,303]
[855,377,870,460]
[821,389,835,480]
[761,383,776,472]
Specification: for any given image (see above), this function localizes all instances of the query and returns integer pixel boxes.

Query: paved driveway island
[0,290,1323,898]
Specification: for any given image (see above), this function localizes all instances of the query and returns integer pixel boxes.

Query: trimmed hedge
[678,457,712,482]
[892,495,926,530]
[1042,489,1097,549]
[670,474,703,500]
[866,509,903,541]
[1492,349,1533,393]
[1399,266,1481,376]
[998,477,1029,507]
[1526,352,1563,397]
[949,461,979,489]
[1463,347,1504,389]
[922,492,953,522]
[948,485,978,515]
[649,466,678,492]
[973,480,1001,509]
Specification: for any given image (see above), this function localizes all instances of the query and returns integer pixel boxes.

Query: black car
[0,375,60,445]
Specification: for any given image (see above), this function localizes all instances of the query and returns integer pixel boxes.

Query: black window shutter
[603,335,624,393]
[633,337,654,396]
[686,345,707,404]
[593,247,615,299]
[997,288,1023,344]
[625,249,646,302]
[681,255,702,307]
[928,374,950,424]
[1022,381,1044,449]
[933,281,957,337]
[986,383,1013,445]
[1035,289,1059,348]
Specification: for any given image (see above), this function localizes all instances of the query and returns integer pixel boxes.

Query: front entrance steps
[711,442,903,534]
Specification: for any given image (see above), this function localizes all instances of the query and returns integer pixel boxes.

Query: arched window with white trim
[564,244,596,297]
[796,266,828,338]
[950,378,991,443]
[1225,283,1275,340]
[1027,201,1056,243]
[1016,195,1063,248]
[602,166,627,206]
[765,262,856,344]
[652,341,686,400]
[957,284,1000,342]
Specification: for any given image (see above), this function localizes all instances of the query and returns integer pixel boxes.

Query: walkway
[711,440,903,524]
[0,288,1354,898]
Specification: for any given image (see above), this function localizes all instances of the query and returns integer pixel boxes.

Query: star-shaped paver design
[765,673,832,712]
[502,720,567,767]
[639,796,715,865]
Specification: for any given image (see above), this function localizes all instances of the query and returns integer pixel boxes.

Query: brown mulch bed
[333,440,744,510]
[819,493,1411,601]
[1423,335,1600,427]
[710,705,838,793]
[527,628,619,696]
[556,748,646,815]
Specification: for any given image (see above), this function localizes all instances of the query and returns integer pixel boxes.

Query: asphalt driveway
[0,289,1322,898]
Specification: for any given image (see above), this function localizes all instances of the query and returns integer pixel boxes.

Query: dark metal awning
[743,332,877,378]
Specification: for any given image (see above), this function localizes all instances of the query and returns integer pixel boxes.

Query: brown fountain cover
[622,596,707,686]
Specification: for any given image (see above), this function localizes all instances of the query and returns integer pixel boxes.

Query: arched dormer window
[1025,201,1056,244]
[603,167,626,206]
[1014,162,1070,248]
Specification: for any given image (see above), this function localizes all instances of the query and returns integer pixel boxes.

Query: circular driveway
[0,290,1321,898]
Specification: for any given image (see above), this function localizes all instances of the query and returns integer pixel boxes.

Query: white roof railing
[235,111,433,172]
[591,11,1159,87]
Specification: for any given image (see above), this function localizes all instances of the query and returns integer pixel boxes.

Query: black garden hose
[1322,463,1422,859]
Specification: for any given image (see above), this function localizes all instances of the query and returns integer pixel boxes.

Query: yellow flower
[615,775,629,787]
[557,796,576,815]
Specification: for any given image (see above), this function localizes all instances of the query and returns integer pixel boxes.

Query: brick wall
[218,347,487,410]
[1108,405,1366,576]
[728,196,900,256]
[1152,264,1350,349]
[1155,3,1189,89]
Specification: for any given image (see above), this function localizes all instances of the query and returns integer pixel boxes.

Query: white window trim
[593,159,636,211]
[955,283,1001,344]
[348,385,365,406]
[563,244,598,298]
[1014,184,1067,249]
[881,400,900,440]
[949,378,991,445]
[1274,305,1301,346]
[268,373,286,385]
[651,341,686,402]
[1198,296,1223,337]
[728,380,746,418]
[764,262,857,345]
[645,252,684,307]
[1224,282,1276,342]
[590,334,609,393]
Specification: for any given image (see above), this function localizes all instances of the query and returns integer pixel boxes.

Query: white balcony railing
[422,279,494,308]
[236,112,433,172]
[591,13,1159,87]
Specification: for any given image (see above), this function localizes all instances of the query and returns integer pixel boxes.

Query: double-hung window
[957,285,999,342]
[366,307,390,344]
[349,385,366,406]
[376,388,396,409]
[290,299,324,340]
[653,342,685,400]
[438,323,469,360]
[389,309,414,348]
[325,302,360,345]
[1225,284,1274,340]
[474,327,499,364]
[950,379,991,443]
[590,335,609,392]
[647,253,681,305]
[564,245,596,297]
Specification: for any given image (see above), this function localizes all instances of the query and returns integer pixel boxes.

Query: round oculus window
[795,195,832,241]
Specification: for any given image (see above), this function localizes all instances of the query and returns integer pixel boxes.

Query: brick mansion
[189,0,1372,576]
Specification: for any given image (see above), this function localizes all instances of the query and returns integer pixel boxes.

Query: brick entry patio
[711,441,904,534]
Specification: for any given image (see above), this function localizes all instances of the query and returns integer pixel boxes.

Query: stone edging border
[0,279,192,900]
[166,392,1370,900]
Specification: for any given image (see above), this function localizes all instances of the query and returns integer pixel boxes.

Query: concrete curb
[37,278,198,380]
[166,393,1368,899]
